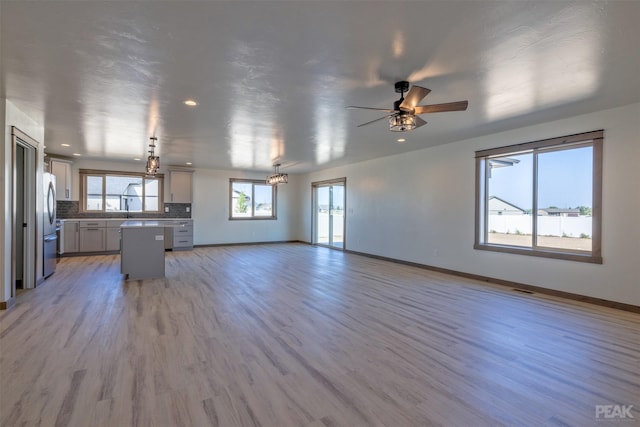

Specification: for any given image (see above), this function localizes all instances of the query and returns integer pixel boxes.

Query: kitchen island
[120,220,188,280]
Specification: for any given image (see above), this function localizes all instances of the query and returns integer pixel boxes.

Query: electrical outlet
[186,206,190,212]
[164,206,169,213]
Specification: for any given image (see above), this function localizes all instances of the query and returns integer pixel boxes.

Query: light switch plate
[164,206,169,213]
[186,206,190,212]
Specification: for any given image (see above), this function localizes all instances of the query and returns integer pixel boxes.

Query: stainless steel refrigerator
[43,172,57,278]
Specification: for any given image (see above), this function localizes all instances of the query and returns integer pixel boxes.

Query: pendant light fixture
[145,136,160,176]
[266,163,288,185]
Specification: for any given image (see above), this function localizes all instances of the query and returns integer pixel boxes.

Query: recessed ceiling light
[72,153,81,157]
[133,158,141,161]
[61,143,71,147]
[397,138,406,143]
[184,99,198,107]
[186,162,193,165]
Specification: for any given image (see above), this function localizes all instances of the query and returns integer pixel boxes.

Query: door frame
[311,177,346,250]
[11,127,39,295]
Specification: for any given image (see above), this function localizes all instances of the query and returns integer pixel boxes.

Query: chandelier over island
[266,164,288,185]
[146,136,160,176]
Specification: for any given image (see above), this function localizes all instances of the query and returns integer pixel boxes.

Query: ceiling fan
[347,81,468,132]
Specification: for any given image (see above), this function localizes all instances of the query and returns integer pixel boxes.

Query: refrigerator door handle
[47,181,56,225]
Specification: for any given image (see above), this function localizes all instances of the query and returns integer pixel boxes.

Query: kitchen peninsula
[120,220,190,280]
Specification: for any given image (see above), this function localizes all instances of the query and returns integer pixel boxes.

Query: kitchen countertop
[58,218,192,222]
[120,220,190,228]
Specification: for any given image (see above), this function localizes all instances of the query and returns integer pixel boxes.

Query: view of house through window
[80,170,163,213]
[475,130,602,263]
[230,179,276,219]
[86,175,104,210]
[486,153,533,247]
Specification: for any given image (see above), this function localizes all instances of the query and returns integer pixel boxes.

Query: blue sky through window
[489,146,592,210]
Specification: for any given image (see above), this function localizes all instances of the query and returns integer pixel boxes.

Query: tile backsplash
[57,201,192,219]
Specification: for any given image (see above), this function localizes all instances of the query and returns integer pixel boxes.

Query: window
[80,169,163,213]
[475,130,602,263]
[229,179,276,219]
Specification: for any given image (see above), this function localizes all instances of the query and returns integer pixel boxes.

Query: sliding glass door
[312,178,346,249]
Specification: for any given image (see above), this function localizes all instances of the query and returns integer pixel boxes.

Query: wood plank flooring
[1,243,638,426]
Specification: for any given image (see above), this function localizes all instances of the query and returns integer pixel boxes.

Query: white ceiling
[2,1,639,173]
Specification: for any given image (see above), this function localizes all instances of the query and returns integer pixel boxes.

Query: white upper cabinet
[50,158,73,200]
[169,169,193,203]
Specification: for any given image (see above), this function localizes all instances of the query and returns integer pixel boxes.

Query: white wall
[297,103,640,306]
[192,168,300,245]
[1,100,45,303]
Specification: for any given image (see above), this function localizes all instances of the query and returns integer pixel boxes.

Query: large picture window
[80,169,163,213]
[475,130,602,263]
[229,179,276,220]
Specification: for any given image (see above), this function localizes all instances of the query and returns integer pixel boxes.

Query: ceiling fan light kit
[348,80,468,132]
[389,114,416,132]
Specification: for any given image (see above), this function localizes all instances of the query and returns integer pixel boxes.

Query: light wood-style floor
[1,243,638,426]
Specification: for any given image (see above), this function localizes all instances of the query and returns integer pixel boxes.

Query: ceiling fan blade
[347,106,396,112]
[399,85,431,111]
[414,100,469,114]
[414,116,427,128]
[357,115,393,127]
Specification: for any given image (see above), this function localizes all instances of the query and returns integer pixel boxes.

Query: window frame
[229,178,277,220]
[474,130,603,264]
[79,169,164,213]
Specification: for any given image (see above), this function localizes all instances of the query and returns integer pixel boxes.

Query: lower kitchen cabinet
[106,221,122,251]
[61,218,193,254]
[61,221,79,254]
[79,221,106,252]
[172,221,194,249]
